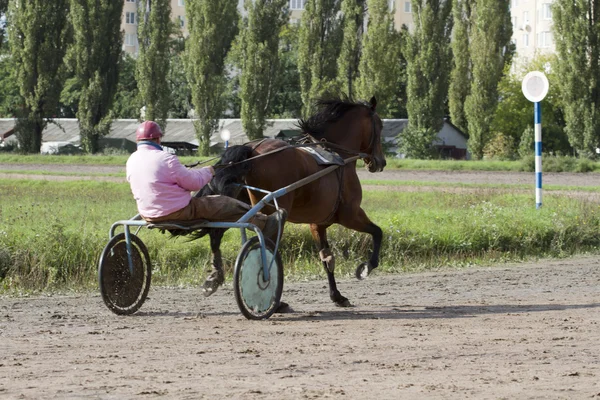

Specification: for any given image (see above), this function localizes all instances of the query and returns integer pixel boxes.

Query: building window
[178,15,185,28]
[522,33,529,47]
[125,33,137,47]
[512,16,517,29]
[512,0,519,7]
[404,1,411,13]
[178,0,184,6]
[542,3,552,20]
[538,31,552,47]
[290,0,305,10]
[126,12,136,24]
[522,11,529,24]
[126,0,136,3]
[389,0,394,11]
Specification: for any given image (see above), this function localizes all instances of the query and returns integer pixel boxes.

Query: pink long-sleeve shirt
[126,144,213,218]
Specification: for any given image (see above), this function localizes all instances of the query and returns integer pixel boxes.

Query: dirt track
[2,165,600,398]
[1,257,600,399]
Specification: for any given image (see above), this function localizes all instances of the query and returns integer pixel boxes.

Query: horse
[199,96,386,307]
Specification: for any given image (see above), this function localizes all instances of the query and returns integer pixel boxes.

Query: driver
[126,121,286,242]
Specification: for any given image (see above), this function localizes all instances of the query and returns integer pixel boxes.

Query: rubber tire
[233,236,284,320]
[98,233,152,315]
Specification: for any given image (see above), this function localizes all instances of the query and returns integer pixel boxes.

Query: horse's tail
[168,145,253,240]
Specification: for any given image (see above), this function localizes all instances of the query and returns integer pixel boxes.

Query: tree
[185,0,238,155]
[0,0,8,49]
[70,0,123,153]
[236,0,288,140]
[491,54,570,158]
[297,0,343,117]
[8,0,71,153]
[0,48,20,117]
[463,0,513,159]
[337,0,365,98]
[553,0,600,158]
[357,0,405,118]
[113,53,141,119]
[400,0,453,159]
[270,23,303,118]
[448,0,472,135]
[137,0,173,131]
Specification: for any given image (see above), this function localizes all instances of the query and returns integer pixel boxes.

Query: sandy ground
[2,165,600,399]
[1,257,600,399]
[1,163,600,187]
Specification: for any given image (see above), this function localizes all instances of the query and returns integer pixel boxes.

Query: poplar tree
[137,0,172,131]
[237,0,288,140]
[357,0,404,118]
[464,0,512,160]
[0,0,8,48]
[71,0,123,153]
[400,0,452,159]
[553,0,600,157]
[8,0,70,153]
[297,0,343,117]
[337,0,365,98]
[185,0,238,155]
[448,0,472,135]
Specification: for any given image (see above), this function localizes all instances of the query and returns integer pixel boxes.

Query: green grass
[1,179,599,293]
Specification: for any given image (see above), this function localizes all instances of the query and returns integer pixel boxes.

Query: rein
[185,110,380,171]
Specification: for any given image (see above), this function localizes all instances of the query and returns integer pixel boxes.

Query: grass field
[2,153,600,173]
[1,178,599,293]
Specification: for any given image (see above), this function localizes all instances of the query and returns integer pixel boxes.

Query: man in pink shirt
[126,121,286,241]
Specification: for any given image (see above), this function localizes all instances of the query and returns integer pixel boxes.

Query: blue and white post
[220,129,231,149]
[522,71,550,209]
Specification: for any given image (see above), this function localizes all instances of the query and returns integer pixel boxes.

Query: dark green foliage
[236,0,288,140]
[448,0,472,135]
[401,0,453,158]
[0,49,20,117]
[137,0,173,131]
[71,0,124,153]
[8,0,71,153]
[464,0,513,160]
[0,0,7,48]
[269,24,303,118]
[298,0,343,117]
[113,53,141,119]
[338,0,365,99]
[553,0,600,158]
[185,0,238,155]
[357,0,405,118]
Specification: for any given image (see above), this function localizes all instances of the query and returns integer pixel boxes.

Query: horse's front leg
[310,224,352,307]
[338,207,383,280]
[202,228,226,297]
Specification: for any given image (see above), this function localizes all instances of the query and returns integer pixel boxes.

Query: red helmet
[136,121,163,140]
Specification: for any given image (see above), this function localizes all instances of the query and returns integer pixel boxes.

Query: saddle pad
[298,146,345,166]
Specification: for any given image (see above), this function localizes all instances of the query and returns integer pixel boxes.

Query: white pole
[534,102,542,209]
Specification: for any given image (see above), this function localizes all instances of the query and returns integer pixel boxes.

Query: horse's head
[362,97,387,173]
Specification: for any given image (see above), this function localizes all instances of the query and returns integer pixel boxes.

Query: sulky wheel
[233,236,284,320]
[98,232,151,315]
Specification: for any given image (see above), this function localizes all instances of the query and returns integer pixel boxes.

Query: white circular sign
[522,71,549,103]
[220,129,231,141]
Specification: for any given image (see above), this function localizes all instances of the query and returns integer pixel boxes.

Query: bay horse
[200,96,386,307]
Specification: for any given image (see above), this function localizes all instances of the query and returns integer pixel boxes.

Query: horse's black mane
[297,96,370,139]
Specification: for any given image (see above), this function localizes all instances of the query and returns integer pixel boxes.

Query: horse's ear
[369,96,377,111]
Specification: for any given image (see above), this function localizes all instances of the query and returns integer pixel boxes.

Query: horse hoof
[335,298,353,308]
[355,262,372,280]
[202,271,224,297]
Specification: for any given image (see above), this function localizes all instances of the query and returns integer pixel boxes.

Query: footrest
[146,219,210,231]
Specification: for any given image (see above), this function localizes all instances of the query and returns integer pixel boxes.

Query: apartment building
[509,0,555,61]
[122,0,555,60]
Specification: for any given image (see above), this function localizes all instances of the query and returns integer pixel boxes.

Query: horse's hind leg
[310,224,352,307]
[338,207,383,280]
[203,228,226,297]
